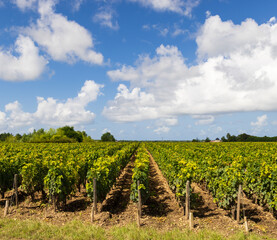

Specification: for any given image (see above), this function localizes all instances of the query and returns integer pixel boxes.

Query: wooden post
[137,180,142,218]
[231,207,236,220]
[4,200,9,217]
[91,206,95,222]
[244,216,249,233]
[189,212,194,229]
[137,208,141,227]
[185,180,190,220]
[237,185,242,223]
[44,205,48,219]
[93,178,97,214]
[14,174,18,208]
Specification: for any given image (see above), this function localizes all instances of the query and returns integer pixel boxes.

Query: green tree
[101,132,115,142]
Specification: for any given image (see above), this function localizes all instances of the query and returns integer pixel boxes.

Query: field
[0,142,277,239]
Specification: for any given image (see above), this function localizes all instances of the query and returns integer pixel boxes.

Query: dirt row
[0,152,277,238]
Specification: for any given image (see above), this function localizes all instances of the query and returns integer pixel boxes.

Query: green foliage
[0,142,134,203]
[0,126,93,143]
[130,145,150,203]
[0,133,13,141]
[147,142,277,210]
[86,143,138,200]
[101,132,115,142]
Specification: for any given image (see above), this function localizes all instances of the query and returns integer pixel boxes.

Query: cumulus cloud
[251,114,268,134]
[154,126,170,134]
[128,0,199,16]
[23,0,103,64]
[0,35,47,81]
[104,16,277,123]
[93,8,119,30]
[13,0,37,10]
[1,80,103,130]
[251,115,268,127]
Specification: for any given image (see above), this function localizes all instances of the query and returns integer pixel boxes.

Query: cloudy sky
[1,0,277,140]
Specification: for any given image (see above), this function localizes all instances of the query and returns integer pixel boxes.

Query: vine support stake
[244,216,249,233]
[237,184,242,223]
[231,207,235,220]
[14,174,18,208]
[4,200,9,217]
[137,208,141,227]
[189,212,194,229]
[91,206,95,222]
[185,180,190,220]
[93,178,97,214]
[137,180,142,218]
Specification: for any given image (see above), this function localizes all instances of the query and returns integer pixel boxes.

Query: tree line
[0,126,116,143]
[192,133,277,142]
[0,126,93,143]
[220,133,277,142]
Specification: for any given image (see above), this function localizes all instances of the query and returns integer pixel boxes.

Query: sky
[1,0,277,140]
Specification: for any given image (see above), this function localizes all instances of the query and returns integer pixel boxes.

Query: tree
[101,132,115,142]
[59,126,83,142]
[205,137,210,142]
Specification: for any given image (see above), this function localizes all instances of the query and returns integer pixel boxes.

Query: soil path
[191,183,241,235]
[190,183,277,238]
[98,151,186,229]
[240,193,277,237]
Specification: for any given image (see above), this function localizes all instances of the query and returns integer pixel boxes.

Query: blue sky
[1,0,277,140]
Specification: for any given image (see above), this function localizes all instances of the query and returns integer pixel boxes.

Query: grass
[0,219,275,240]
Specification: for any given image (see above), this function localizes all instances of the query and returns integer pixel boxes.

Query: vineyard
[1,141,277,238]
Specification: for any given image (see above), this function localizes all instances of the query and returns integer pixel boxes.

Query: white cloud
[93,8,119,30]
[153,117,177,135]
[143,23,187,37]
[73,0,84,11]
[251,114,268,134]
[102,128,111,134]
[143,24,169,36]
[23,0,103,64]
[160,118,178,126]
[0,111,7,130]
[193,115,215,125]
[172,27,187,37]
[154,126,170,134]
[128,0,199,16]
[1,80,103,130]
[13,0,37,10]
[5,101,35,128]
[205,10,211,18]
[251,114,268,127]
[104,16,277,123]
[0,35,47,81]
[196,15,273,60]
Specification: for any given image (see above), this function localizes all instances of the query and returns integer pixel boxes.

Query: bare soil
[0,153,277,238]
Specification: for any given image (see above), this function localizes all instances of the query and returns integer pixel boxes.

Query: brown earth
[0,152,277,238]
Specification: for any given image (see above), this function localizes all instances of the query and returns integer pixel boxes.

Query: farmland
[0,142,277,239]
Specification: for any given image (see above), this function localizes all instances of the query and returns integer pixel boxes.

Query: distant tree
[101,132,115,142]
[0,133,13,142]
[192,138,200,142]
[226,133,231,141]
[15,134,22,141]
[221,136,227,142]
[59,126,83,142]
[205,137,210,142]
